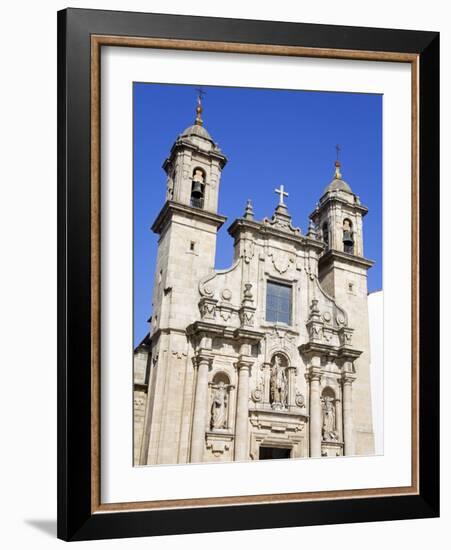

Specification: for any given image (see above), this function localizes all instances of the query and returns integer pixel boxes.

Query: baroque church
[133,96,375,465]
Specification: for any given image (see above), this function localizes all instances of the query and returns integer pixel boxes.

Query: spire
[194,88,205,126]
[321,145,352,194]
[243,199,254,220]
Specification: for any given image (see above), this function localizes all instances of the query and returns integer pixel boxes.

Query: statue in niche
[210,381,228,430]
[321,395,337,441]
[270,354,288,409]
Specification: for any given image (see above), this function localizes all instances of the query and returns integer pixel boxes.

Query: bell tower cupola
[309,150,368,257]
[162,91,227,213]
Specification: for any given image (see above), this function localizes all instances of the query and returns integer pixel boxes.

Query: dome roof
[180,123,214,142]
[324,177,352,194]
[323,161,353,194]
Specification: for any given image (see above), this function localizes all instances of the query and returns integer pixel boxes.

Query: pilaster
[190,351,213,463]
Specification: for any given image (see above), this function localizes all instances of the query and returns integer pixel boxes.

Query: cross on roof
[196,87,206,104]
[336,144,341,161]
[275,184,289,206]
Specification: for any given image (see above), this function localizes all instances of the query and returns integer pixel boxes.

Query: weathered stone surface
[133,110,375,466]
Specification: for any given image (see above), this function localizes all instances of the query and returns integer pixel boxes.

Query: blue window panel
[266,281,292,325]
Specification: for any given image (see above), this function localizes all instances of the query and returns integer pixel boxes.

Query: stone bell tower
[309,156,375,455]
[138,94,228,465]
[150,94,228,334]
[162,92,227,213]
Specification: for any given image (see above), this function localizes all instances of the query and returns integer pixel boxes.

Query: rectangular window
[266,281,292,325]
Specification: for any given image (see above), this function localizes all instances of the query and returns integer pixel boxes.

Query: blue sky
[134,83,382,346]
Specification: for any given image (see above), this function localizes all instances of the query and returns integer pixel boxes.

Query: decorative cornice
[309,195,369,220]
[228,218,325,251]
[191,346,215,368]
[186,321,264,343]
[318,249,374,270]
[305,366,322,382]
[248,407,308,422]
[151,201,227,234]
[342,372,357,384]
[233,327,265,343]
[163,139,228,169]
[235,357,253,371]
[337,347,362,361]
[299,342,363,359]
[186,321,225,339]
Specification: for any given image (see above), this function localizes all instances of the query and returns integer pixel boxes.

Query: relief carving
[295,392,305,408]
[240,310,255,327]
[221,288,232,301]
[199,298,216,320]
[269,250,294,274]
[243,240,255,264]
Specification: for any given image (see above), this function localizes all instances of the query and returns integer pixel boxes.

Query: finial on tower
[334,144,342,179]
[243,199,254,220]
[307,219,317,239]
[195,88,206,126]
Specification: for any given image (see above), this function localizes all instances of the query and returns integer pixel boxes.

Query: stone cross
[275,184,289,206]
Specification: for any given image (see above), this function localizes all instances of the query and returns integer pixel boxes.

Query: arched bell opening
[190,167,206,209]
[343,218,355,254]
[322,222,329,248]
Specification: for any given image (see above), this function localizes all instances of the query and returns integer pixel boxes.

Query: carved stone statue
[210,381,228,429]
[270,355,288,409]
[321,395,336,440]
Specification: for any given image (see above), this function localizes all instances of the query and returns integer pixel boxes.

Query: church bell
[191,181,204,199]
[343,230,354,246]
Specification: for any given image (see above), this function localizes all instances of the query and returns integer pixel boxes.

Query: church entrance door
[259,446,291,460]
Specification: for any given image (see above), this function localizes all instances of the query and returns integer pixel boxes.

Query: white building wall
[368,290,384,455]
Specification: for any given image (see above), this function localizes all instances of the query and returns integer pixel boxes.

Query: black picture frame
[57,7,439,541]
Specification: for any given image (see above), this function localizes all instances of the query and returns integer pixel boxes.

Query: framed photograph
[57,8,439,541]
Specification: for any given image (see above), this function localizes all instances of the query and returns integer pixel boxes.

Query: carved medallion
[221,288,232,301]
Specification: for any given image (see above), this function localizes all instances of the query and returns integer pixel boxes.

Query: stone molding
[309,194,369,220]
[165,136,228,168]
[151,200,227,234]
[318,249,374,270]
[205,431,234,457]
[193,351,214,369]
[227,217,324,251]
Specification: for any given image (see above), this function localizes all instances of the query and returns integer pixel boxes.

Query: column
[335,397,343,443]
[234,361,251,461]
[263,362,271,404]
[342,373,356,456]
[190,354,211,463]
[308,366,322,457]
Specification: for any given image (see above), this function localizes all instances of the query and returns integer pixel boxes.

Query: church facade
[133,98,375,466]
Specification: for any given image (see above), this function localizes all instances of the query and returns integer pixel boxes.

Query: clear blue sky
[134,83,382,346]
